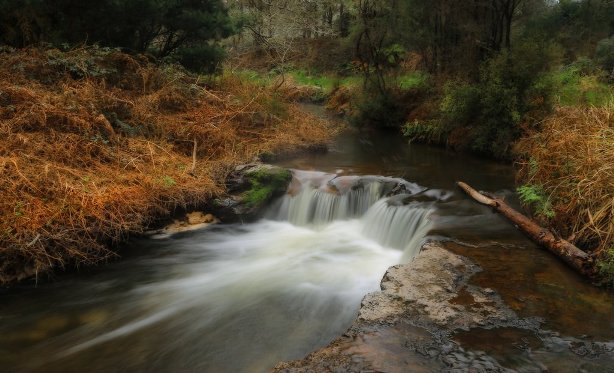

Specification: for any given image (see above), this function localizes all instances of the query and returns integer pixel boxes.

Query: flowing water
[1,108,613,372]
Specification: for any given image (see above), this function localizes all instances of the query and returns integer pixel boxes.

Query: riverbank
[274,241,614,372]
[0,47,338,286]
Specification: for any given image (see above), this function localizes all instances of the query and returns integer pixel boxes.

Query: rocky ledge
[274,242,614,372]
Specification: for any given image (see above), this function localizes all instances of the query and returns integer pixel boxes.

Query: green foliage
[161,175,176,188]
[402,120,444,143]
[289,70,361,91]
[352,1,408,95]
[45,47,117,79]
[352,91,407,129]
[440,82,481,127]
[290,70,337,92]
[596,36,614,74]
[398,71,430,91]
[523,0,613,58]
[0,0,235,72]
[231,69,271,86]
[243,168,292,207]
[14,201,25,217]
[439,78,520,157]
[174,44,226,74]
[350,70,431,129]
[517,184,555,219]
[554,59,614,106]
[435,40,556,158]
[597,248,614,286]
[382,44,406,66]
[528,157,539,178]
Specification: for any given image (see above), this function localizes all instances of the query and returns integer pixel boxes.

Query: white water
[273,182,384,225]
[362,199,433,261]
[270,170,433,258]
[6,170,434,373]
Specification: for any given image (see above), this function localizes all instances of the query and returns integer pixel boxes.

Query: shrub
[595,36,614,74]
[351,91,407,129]
[440,82,481,129]
[350,71,431,129]
[174,44,226,74]
[434,40,556,158]
[554,58,614,106]
[0,0,235,72]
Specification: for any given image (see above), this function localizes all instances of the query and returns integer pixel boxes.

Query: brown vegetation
[326,86,355,116]
[515,106,613,259]
[0,47,336,285]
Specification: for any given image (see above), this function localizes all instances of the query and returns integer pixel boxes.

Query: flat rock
[274,243,533,373]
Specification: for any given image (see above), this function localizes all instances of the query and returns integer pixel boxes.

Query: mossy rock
[242,165,292,208]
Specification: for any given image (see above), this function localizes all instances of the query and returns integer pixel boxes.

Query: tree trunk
[456,181,594,278]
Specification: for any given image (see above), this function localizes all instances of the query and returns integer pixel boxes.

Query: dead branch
[456,181,593,277]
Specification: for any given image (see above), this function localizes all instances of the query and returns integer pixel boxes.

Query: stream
[1,110,613,372]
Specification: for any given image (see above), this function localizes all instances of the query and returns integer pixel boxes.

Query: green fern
[517,184,555,219]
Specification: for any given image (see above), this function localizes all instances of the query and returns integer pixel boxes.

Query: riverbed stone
[273,242,614,372]
[186,211,215,225]
[146,211,219,237]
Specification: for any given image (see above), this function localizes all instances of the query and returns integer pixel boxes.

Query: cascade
[270,170,434,260]
[362,199,433,261]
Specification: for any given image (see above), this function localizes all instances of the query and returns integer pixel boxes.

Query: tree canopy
[0,0,235,72]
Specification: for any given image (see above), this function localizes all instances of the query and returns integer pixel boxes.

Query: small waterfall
[269,170,434,261]
[274,182,384,225]
[362,199,433,261]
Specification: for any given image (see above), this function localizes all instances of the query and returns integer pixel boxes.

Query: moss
[242,167,292,207]
[597,249,614,287]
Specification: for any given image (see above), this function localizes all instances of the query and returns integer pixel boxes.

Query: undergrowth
[515,105,613,281]
[516,184,555,219]
[554,59,614,107]
[0,46,336,285]
[597,249,614,286]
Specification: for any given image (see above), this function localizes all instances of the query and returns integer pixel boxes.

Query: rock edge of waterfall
[273,242,613,372]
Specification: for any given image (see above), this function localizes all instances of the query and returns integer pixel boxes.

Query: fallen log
[456,181,593,277]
